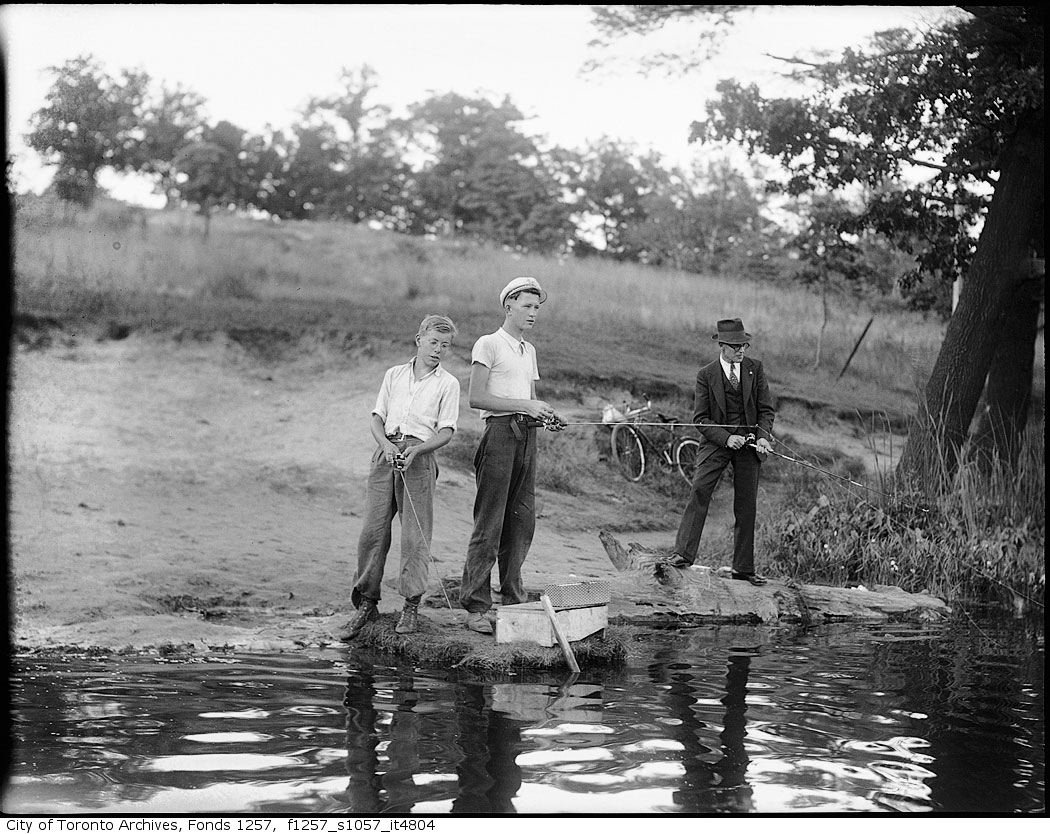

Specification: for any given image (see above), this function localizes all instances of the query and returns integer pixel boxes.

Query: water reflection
[449,681,524,813]
[652,639,755,812]
[4,616,1044,814]
[341,664,382,812]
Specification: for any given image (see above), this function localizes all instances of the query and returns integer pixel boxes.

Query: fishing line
[552,420,764,430]
[394,458,457,615]
[754,443,924,509]
[544,417,925,511]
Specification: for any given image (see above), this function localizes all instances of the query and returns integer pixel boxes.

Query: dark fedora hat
[712,318,752,344]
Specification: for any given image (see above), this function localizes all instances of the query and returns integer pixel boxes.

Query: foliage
[276,66,409,225]
[590,5,1045,481]
[587,5,755,72]
[398,92,575,251]
[26,55,150,206]
[133,83,207,207]
[624,157,771,274]
[683,11,1041,314]
[172,120,253,235]
[789,193,901,298]
[763,422,1045,605]
[571,137,669,259]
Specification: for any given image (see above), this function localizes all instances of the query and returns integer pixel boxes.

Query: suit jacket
[692,356,775,465]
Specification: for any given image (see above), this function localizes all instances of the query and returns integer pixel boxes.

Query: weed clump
[762,424,1045,607]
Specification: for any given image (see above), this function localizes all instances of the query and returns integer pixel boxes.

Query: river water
[4,614,1043,815]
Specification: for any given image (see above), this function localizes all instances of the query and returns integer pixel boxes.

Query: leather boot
[395,601,419,634]
[337,599,378,642]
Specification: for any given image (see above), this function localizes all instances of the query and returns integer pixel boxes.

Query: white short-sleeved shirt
[372,360,460,441]
[471,327,540,420]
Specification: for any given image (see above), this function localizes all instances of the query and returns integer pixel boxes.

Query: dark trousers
[460,418,536,613]
[674,446,762,575]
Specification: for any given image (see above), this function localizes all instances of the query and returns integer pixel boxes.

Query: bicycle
[606,398,701,483]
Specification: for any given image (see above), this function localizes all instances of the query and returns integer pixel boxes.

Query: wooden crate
[495,601,608,647]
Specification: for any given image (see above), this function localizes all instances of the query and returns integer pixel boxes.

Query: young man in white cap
[459,276,563,634]
[337,314,461,641]
[668,318,775,585]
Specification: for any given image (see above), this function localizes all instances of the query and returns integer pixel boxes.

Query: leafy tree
[26,54,150,206]
[249,123,344,220]
[134,83,207,207]
[574,138,669,259]
[621,157,767,272]
[172,120,252,239]
[592,6,1044,481]
[302,66,410,226]
[399,92,574,250]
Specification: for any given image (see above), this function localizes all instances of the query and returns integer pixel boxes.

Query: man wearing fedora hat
[459,276,564,634]
[668,318,776,585]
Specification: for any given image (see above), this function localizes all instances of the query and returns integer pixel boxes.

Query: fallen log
[598,531,951,625]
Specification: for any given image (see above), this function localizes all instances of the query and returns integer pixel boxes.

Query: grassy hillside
[12,194,987,422]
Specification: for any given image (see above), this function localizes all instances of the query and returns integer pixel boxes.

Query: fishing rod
[742,435,926,510]
[533,415,923,511]
[532,418,768,431]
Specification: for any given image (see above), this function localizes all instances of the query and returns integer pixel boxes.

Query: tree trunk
[972,263,1044,471]
[896,113,1044,488]
[812,264,829,370]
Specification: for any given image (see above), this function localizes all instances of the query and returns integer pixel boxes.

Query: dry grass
[11,193,982,403]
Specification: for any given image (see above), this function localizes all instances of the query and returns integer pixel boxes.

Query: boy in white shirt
[338,315,461,639]
[459,277,563,634]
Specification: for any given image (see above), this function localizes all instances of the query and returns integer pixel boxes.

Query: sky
[2,4,950,206]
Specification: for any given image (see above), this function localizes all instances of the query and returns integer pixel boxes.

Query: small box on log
[496,600,608,647]
[541,580,610,609]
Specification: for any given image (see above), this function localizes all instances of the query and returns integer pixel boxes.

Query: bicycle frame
[610,402,701,483]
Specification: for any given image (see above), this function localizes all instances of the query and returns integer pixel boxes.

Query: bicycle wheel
[610,423,646,481]
[674,437,701,483]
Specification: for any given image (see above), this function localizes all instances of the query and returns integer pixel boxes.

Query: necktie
[729,364,739,391]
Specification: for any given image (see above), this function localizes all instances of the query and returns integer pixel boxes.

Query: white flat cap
[499,276,547,308]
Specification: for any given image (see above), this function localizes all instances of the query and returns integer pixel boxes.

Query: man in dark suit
[669,318,775,585]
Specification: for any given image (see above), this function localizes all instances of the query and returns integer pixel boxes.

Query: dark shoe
[667,552,693,569]
[337,600,378,641]
[395,602,419,634]
[466,612,494,635]
[732,572,768,586]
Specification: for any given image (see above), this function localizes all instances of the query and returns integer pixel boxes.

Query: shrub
[198,270,259,301]
[762,422,1045,606]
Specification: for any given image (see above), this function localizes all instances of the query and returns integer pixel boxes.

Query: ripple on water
[198,709,270,719]
[139,753,306,772]
[7,618,1044,814]
[182,732,274,743]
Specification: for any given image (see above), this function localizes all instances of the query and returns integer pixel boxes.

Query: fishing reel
[522,415,567,431]
[743,432,770,457]
[543,414,567,432]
